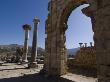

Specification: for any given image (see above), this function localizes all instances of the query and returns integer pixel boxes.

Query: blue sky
[0,0,93,49]
[66,4,94,49]
[0,0,48,48]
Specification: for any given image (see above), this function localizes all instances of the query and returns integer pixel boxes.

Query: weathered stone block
[98,75,110,82]
[99,65,110,77]
[102,0,110,7]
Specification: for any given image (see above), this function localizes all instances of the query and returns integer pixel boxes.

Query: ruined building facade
[44,0,110,82]
[75,47,96,68]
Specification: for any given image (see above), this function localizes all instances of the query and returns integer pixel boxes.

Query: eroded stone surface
[45,0,110,82]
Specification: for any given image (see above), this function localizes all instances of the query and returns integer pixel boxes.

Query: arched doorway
[66,4,97,77]
[66,4,94,49]
[45,0,109,82]
[45,0,94,75]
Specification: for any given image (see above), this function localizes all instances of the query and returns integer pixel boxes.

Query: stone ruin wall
[75,47,96,68]
[45,0,110,81]
[67,46,97,69]
[67,46,97,77]
[45,0,91,76]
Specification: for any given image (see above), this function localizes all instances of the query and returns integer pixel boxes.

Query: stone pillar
[79,43,83,48]
[22,24,31,63]
[95,1,110,82]
[90,42,93,47]
[84,43,87,47]
[28,17,40,68]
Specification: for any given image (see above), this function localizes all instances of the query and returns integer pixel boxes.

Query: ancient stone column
[79,43,83,48]
[90,42,93,47]
[84,43,87,47]
[22,24,31,63]
[29,17,40,68]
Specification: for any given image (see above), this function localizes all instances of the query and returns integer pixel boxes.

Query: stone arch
[56,0,95,75]
[58,0,87,27]
[45,0,110,82]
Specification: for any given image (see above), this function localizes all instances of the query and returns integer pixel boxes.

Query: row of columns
[22,17,40,68]
[79,42,93,48]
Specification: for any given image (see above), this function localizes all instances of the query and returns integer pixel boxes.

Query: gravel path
[62,73,97,82]
[0,63,97,82]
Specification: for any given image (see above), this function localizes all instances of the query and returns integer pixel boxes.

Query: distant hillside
[0,44,45,56]
[0,44,79,57]
[67,48,80,55]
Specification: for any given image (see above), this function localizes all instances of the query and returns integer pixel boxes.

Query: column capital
[33,17,40,24]
[79,43,83,48]
[23,24,31,30]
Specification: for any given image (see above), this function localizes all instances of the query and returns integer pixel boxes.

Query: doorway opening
[66,4,97,77]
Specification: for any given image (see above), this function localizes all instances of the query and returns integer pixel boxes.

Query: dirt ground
[0,63,97,82]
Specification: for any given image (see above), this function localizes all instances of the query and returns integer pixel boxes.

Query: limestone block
[98,75,110,82]
[102,0,110,7]
[74,47,96,68]
[99,65,110,77]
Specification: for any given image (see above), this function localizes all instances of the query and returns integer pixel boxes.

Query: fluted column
[22,24,31,63]
[29,17,40,68]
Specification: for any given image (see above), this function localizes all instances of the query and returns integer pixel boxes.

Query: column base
[28,62,38,68]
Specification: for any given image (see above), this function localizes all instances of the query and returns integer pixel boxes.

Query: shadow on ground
[68,65,97,78]
[0,73,74,82]
[0,67,27,71]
